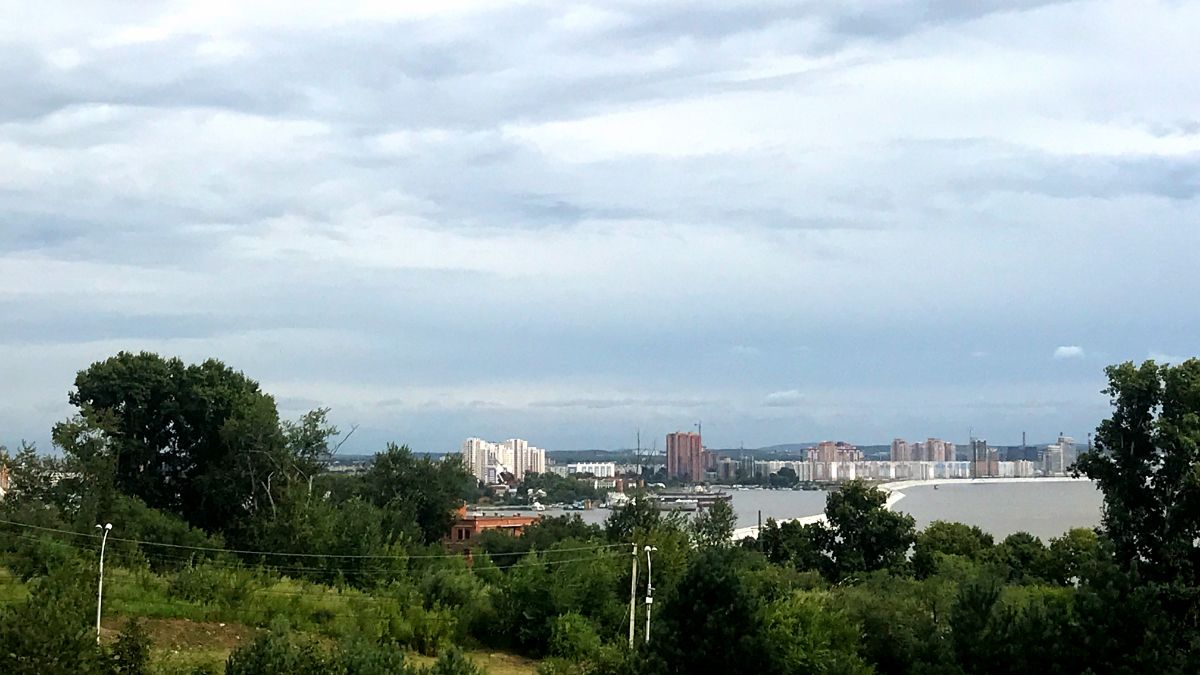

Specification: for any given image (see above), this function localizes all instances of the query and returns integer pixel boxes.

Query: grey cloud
[530,398,716,410]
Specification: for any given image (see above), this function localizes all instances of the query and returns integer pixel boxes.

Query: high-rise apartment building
[809,441,861,463]
[1057,434,1077,469]
[892,438,954,462]
[970,439,999,478]
[666,431,703,482]
[460,437,546,483]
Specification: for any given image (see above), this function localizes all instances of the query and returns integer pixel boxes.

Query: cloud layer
[2,0,1197,452]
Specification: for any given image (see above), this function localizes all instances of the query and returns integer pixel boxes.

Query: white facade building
[460,437,547,483]
[566,462,617,478]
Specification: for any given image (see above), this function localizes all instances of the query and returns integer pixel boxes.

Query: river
[526,479,1103,542]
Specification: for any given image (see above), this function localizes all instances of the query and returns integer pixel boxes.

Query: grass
[405,650,539,675]
[3,563,540,674]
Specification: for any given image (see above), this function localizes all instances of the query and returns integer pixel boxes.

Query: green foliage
[656,548,768,674]
[1045,527,1100,584]
[509,473,605,505]
[423,647,484,675]
[759,518,832,575]
[168,561,262,607]
[833,573,956,674]
[603,495,660,543]
[360,443,475,544]
[761,592,872,675]
[63,353,340,540]
[690,499,736,548]
[224,631,331,674]
[912,521,994,579]
[110,619,151,675]
[993,532,1050,584]
[823,481,916,579]
[0,561,107,675]
[1076,358,1200,585]
[548,612,603,661]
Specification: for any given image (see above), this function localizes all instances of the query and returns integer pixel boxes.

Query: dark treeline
[1,351,1199,674]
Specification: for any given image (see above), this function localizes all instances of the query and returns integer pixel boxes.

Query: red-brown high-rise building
[666,431,703,482]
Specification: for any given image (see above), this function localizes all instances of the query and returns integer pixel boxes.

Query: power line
[0,517,626,560]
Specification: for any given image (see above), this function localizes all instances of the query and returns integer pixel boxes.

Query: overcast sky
[2,1,1198,454]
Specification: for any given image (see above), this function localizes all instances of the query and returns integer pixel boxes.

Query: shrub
[224,632,330,675]
[110,619,151,675]
[423,647,484,675]
[548,612,603,661]
[168,562,261,607]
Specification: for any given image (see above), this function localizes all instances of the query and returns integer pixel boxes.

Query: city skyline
[2,1,1197,455]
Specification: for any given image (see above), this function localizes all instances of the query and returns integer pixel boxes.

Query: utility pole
[636,428,642,478]
[628,543,639,648]
[644,545,658,643]
[95,522,113,643]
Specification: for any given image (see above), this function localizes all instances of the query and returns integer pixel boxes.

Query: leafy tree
[833,573,956,674]
[1075,358,1200,585]
[824,481,916,579]
[912,520,994,579]
[761,592,872,675]
[691,498,736,548]
[360,444,475,544]
[949,574,1003,673]
[604,494,661,543]
[1045,527,1100,585]
[759,518,832,576]
[655,548,768,674]
[62,352,335,538]
[993,532,1050,584]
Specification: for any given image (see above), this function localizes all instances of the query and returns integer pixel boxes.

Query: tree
[1075,358,1200,585]
[824,481,916,579]
[62,352,334,537]
[604,493,661,543]
[692,498,736,548]
[760,519,832,576]
[761,592,872,675]
[359,443,476,544]
[993,532,1050,584]
[1045,528,1100,585]
[656,548,768,674]
[912,521,994,579]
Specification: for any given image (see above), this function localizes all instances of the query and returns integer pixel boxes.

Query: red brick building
[445,506,540,550]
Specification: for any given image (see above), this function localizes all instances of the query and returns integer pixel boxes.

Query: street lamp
[95,523,113,643]
[644,545,658,643]
[628,543,639,648]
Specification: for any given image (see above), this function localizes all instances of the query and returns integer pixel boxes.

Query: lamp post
[643,545,658,643]
[628,543,639,648]
[95,522,112,643]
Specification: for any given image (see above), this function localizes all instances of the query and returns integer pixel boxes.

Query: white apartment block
[566,462,616,478]
[460,437,547,483]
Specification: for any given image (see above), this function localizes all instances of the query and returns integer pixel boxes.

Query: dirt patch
[103,616,259,651]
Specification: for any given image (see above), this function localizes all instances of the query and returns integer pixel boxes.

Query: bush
[169,562,262,607]
[110,619,151,675]
[423,647,483,675]
[548,612,603,661]
[225,632,329,675]
[0,561,108,674]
